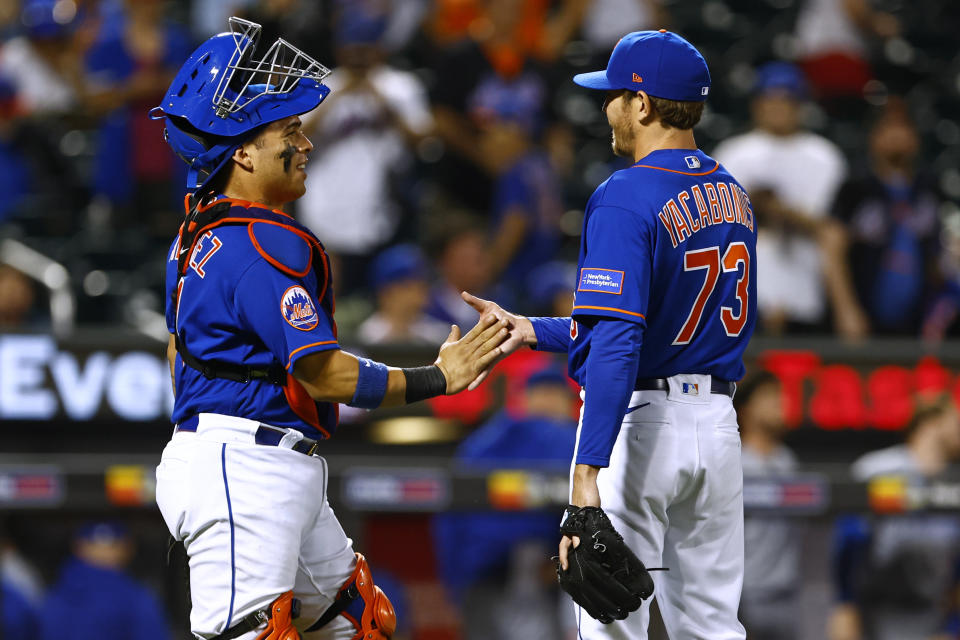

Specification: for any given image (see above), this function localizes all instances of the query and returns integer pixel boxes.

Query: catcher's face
[244,116,313,204]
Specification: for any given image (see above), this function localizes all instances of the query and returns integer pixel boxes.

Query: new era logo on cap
[633,73,643,83]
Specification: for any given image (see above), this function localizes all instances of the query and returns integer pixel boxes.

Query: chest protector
[172,193,338,436]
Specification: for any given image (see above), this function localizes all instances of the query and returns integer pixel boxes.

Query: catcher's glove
[556,505,655,624]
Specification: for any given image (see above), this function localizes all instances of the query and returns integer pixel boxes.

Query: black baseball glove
[556,505,655,624]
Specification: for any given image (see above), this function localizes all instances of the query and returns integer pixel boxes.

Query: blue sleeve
[131,588,171,640]
[164,237,180,334]
[2,582,39,640]
[493,164,532,221]
[233,260,339,372]
[572,205,652,325]
[85,38,126,77]
[529,316,572,353]
[575,318,643,467]
[832,515,871,603]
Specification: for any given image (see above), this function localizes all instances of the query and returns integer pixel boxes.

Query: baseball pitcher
[466,30,757,639]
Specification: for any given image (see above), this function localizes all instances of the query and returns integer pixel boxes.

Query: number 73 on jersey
[673,242,750,345]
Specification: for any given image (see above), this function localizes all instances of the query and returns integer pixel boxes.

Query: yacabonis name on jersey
[656,181,754,248]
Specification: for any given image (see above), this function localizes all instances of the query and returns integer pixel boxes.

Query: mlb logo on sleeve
[578,268,624,295]
[281,285,319,331]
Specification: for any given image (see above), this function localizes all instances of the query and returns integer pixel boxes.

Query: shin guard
[307,553,396,639]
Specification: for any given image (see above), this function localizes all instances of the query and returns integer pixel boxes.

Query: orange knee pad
[254,591,301,640]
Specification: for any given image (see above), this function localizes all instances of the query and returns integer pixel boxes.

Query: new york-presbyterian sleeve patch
[281,285,319,330]
[578,268,625,295]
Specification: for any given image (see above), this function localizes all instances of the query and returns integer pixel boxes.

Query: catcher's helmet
[150,17,331,190]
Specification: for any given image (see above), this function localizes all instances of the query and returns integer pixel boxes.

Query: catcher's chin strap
[210,591,301,640]
[174,192,285,386]
[306,553,396,640]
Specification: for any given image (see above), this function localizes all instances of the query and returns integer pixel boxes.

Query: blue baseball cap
[526,366,569,389]
[335,5,388,46]
[526,261,575,308]
[75,521,129,543]
[753,62,807,99]
[369,244,428,291]
[468,72,545,134]
[573,30,711,102]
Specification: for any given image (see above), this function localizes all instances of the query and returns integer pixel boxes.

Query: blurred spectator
[525,260,575,317]
[1,576,39,640]
[238,0,327,62]
[829,100,945,337]
[426,0,587,206]
[357,244,450,345]
[794,0,899,109]
[0,520,40,640]
[435,366,577,640]
[379,0,430,54]
[580,0,666,50]
[828,396,960,640]
[713,62,859,338]
[299,2,433,291]
[0,0,19,38]
[83,0,192,235]
[190,0,255,40]
[737,372,803,640]
[0,265,36,327]
[424,212,500,329]
[39,522,170,640]
[468,71,564,288]
[425,0,587,63]
[0,0,83,117]
[0,521,43,608]
[0,73,31,222]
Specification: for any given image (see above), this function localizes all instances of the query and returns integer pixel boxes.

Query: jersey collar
[630,148,719,176]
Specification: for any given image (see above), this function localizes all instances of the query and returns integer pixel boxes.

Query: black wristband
[402,365,447,404]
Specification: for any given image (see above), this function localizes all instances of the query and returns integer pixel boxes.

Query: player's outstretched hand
[434,315,509,395]
[461,292,535,389]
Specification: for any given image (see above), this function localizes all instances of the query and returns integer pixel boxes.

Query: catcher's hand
[556,505,655,624]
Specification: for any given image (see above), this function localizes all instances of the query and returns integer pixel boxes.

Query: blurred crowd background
[2,0,960,639]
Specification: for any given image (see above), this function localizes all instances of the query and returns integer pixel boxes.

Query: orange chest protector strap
[172,195,313,386]
[306,553,396,639]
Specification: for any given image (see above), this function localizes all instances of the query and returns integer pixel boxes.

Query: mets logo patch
[281,285,319,331]
[578,268,624,295]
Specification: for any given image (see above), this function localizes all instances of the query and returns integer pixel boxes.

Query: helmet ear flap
[163,120,211,167]
[163,115,240,191]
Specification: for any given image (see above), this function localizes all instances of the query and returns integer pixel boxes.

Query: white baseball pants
[155,413,358,640]
[573,374,747,640]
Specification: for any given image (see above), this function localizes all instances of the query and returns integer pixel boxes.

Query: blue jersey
[568,148,757,385]
[165,198,339,439]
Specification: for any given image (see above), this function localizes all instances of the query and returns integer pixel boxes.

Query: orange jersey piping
[286,340,338,370]
[630,161,719,177]
[572,305,646,319]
